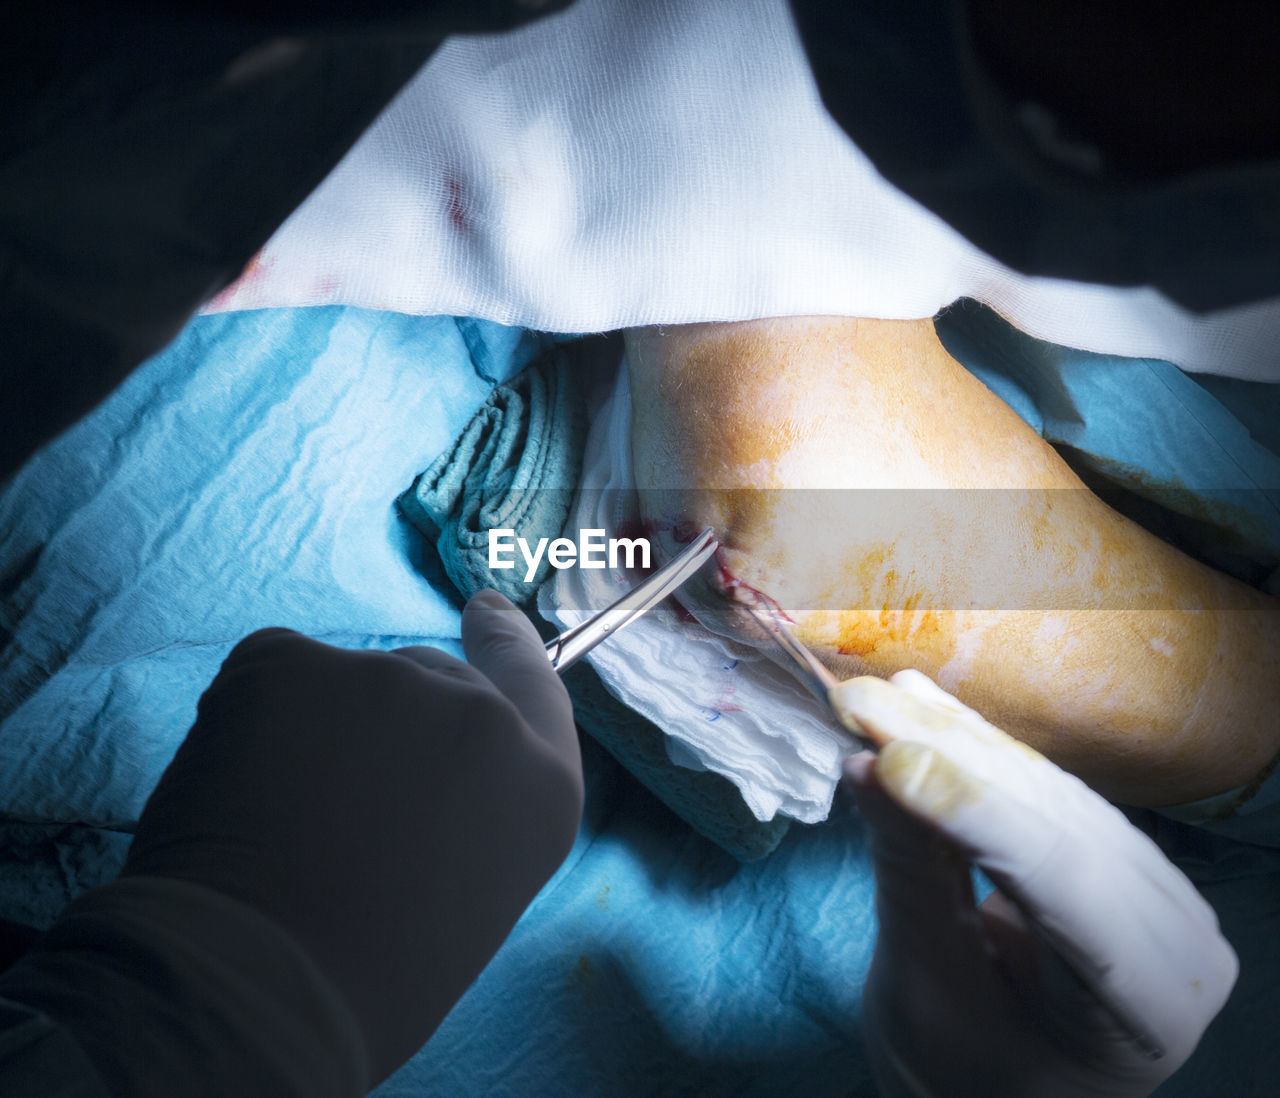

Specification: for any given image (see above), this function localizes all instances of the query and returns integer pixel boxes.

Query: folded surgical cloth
[398,341,586,607]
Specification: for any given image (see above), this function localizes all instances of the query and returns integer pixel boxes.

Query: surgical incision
[625,316,1280,809]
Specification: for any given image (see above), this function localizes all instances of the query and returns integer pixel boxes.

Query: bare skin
[626,316,1280,807]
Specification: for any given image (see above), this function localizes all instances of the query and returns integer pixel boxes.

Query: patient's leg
[626,316,1280,808]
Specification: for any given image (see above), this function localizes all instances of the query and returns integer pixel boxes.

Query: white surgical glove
[833,669,1237,1098]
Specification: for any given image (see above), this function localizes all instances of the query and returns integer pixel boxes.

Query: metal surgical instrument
[543,527,718,673]
[743,600,878,752]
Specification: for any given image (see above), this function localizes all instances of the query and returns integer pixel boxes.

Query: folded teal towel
[399,341,790,861]
[398,345,585,607]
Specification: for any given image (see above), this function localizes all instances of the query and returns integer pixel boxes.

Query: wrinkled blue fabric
[1,305,1277,1097]
[937,301,1280,587]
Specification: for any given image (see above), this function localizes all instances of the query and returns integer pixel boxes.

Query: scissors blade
[545,527,718,672]
[743,601,876,751]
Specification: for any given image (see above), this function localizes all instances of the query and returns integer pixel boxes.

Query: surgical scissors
[544,527,718,673]
[743,600,878,752]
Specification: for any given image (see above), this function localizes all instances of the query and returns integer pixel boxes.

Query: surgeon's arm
[625,316,1280,808]
[0,591,583,1096]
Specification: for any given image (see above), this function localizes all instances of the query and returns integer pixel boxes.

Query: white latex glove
[833,669,1238,1098]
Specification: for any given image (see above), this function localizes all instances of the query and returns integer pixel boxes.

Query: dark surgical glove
[0,590,583,1096]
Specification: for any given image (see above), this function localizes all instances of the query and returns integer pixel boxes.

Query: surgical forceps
[743,600,878,752]
[543,527,718,673]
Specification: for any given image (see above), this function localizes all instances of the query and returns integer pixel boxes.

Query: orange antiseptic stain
[854,545,890,589]
[1027,499,1054,555]
[801,543,953,661]
[667,330,810,473]
[829,604,948,661]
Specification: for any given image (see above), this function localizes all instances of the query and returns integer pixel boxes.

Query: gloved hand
[833,670,1237,1098]
[1,589,583,1095]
